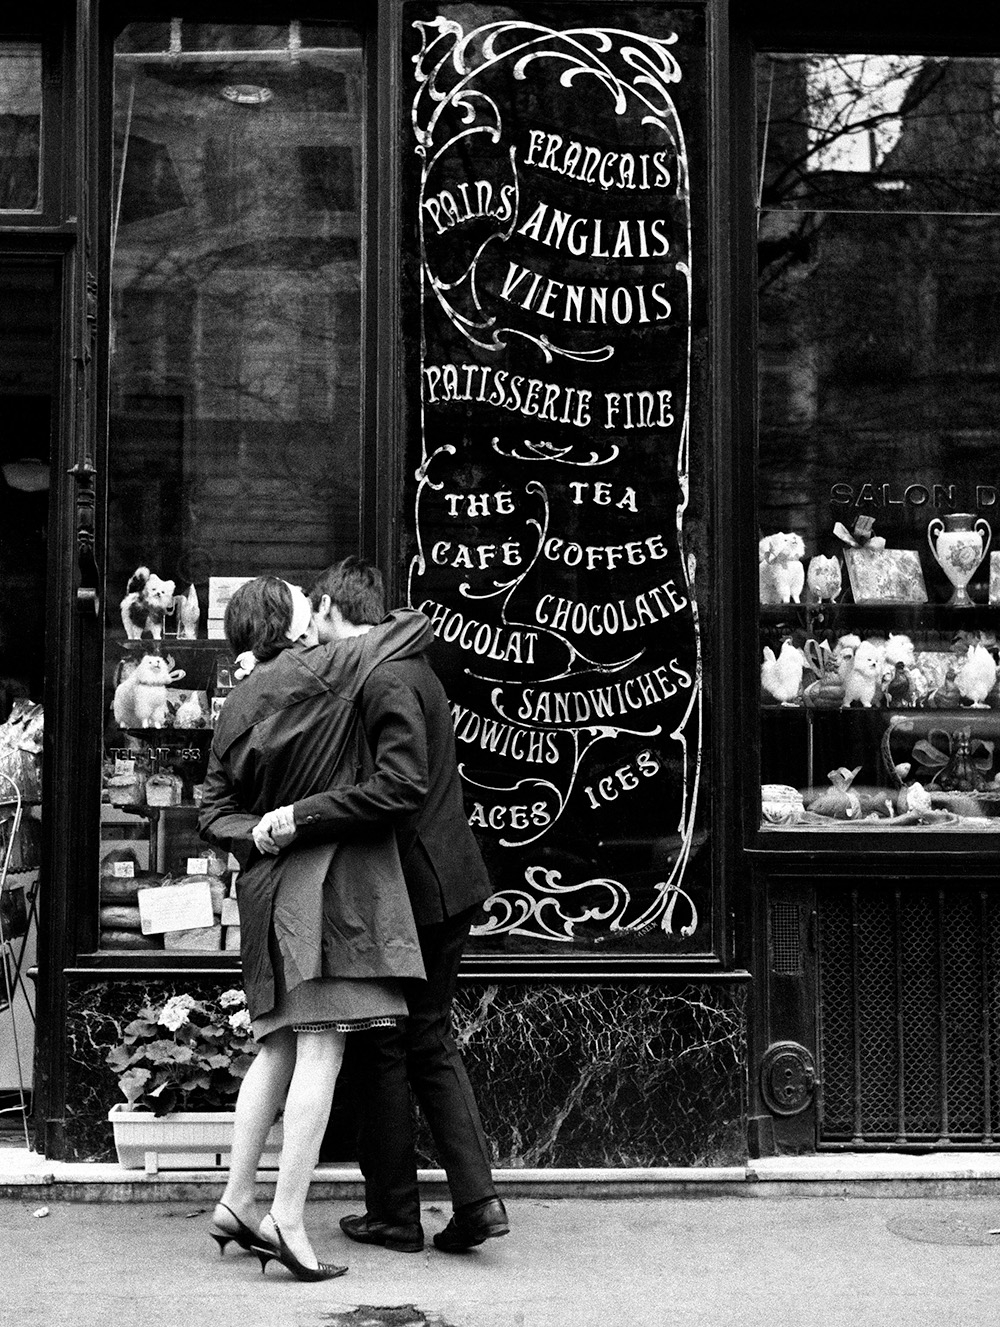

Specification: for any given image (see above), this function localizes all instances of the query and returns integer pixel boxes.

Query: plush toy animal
[806,554,842,603]
[113,653,186,729]
[842,639,883,708]
[761,640,805,704]
[121,566,176,640]
[759,532,806,605]
[172,690,208,729]
[884,634,916,670]
[834,633,862,683]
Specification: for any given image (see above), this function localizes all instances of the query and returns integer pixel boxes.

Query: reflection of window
[117,137,187,224]
[939,279,1000,373]
[0,43,41,211]
[298,145,356,211]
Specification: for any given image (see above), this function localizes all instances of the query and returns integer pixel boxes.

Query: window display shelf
[106,633,229,650]
[758,593,1000,833]
[101,638,232,953]
[761,603,998,630]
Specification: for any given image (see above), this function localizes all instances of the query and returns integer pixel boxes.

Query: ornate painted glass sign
[404,5,711,956]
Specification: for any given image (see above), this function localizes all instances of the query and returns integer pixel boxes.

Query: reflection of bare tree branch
[760,57,943,203]
[758,56,961,288]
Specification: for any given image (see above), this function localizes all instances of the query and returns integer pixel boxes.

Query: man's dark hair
[224,577,294,661]
[308,556,385,626]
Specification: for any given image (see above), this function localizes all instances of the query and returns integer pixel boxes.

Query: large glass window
[99,20,363,953]
[757,55,1000,833]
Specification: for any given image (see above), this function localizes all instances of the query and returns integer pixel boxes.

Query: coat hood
[298,607,433,693]
[214,608,432,757]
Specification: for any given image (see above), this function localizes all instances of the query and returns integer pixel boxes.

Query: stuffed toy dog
[759,532,806,604]
[842,639,884,708]
[121,566,176,640]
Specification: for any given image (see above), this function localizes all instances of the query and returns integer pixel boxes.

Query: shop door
[0,257,57,1139]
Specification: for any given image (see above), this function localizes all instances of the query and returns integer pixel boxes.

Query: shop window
[0,42,42,212]
[757,54,1000,834]
[400,4,713,962]
[99,19,364,955]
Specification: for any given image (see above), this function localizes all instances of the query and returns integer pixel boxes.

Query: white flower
[228,1009,251,1032]
[219,989,245,1008]
[234,651,257,679]
[158,1000,190,1031]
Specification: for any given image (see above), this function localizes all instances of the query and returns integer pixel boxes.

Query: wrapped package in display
[145,772,183,807]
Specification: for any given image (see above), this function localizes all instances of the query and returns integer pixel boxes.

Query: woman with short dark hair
[223,575,307,663]
[199,577,430,1281]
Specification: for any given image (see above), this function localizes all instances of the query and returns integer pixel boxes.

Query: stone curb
[6,1153,1000,1201]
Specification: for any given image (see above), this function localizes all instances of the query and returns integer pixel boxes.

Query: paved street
[5,1194,1000,1327]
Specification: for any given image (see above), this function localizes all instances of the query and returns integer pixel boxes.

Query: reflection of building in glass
[757,56,1000,553]
[109,22,363,592]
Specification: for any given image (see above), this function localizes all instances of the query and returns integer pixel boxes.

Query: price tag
[186,857,209,876]
[110,860,135,879]
[114,759,136,776]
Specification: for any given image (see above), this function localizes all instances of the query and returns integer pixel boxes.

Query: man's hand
[252,805,298,855]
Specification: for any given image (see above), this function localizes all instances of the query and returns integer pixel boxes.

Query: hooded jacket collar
[214,608,432,756]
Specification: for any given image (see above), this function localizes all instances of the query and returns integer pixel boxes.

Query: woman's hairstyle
[308,556,385,626]
[224,577,294,661]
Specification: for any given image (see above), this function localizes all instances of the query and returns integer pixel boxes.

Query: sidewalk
[4,1187,1000,1326]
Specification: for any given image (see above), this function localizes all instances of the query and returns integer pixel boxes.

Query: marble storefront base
[435,983,747,1169]
[61,979,746,1167]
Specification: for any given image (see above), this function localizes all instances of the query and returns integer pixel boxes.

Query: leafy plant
[106,989,257,1116]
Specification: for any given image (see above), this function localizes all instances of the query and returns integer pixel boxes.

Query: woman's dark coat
[198,611,430,1022]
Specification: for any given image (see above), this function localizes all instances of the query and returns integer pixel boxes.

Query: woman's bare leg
[217,1027,295,1232]
[261,1029,346,1268]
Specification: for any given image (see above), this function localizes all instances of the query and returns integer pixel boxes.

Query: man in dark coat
[255,556,508,1254]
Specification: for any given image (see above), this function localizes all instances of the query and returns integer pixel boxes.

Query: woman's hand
[252,805,298,855]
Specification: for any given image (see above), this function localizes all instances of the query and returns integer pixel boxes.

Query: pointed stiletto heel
[208,1202,260,1257]
[255,1246,277,1274]
[253,1215,347,1282]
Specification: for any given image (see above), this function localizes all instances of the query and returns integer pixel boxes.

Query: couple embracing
[197,558,508,1281]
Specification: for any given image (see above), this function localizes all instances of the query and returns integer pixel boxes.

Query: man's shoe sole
[341,1227,424,1253]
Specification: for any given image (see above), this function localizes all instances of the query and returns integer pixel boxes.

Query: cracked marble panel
[62,978,746,1166]
[418,982,748,1168]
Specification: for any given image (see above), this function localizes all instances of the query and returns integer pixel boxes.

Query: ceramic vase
[178,584,200,639]
[927,513,991,607]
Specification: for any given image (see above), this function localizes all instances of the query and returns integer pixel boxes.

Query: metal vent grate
[771,901,803,974]
[819,885,998,1145]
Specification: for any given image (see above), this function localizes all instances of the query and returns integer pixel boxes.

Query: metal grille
[819,885,999,1145]
[770,902,803,974]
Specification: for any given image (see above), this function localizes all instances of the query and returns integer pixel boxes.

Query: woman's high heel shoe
[253,1215,348,1282]
[208,1202,260,1256]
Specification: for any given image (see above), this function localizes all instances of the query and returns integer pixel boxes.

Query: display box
[163,924,223,951]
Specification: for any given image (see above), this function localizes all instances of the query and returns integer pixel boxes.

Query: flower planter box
[108,1104,283,1174]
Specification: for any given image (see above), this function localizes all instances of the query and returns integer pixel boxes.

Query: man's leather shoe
[339,1212,424,1252]
[433,1196,509,1252]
